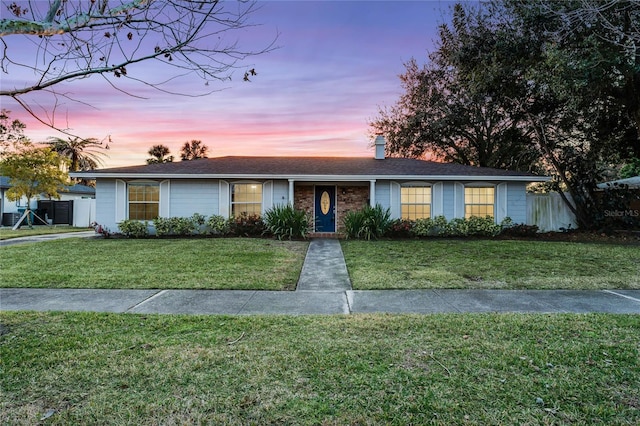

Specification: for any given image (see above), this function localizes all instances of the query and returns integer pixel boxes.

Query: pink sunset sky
[2,1,454,168]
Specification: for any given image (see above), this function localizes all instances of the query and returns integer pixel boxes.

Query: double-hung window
[128,182,159,220]
[231,183,262,217]
[401,186,431,220]
[464,186,495,218]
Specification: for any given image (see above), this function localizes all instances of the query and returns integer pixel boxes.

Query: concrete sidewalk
[0,230,96,247]
[1,237,639,315]
[1,288,639,315]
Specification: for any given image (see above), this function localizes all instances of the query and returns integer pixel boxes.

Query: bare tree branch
[1,0,276,133]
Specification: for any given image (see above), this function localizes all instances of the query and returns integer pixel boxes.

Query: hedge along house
[72,137,549,234]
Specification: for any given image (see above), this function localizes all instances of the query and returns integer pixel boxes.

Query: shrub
[152,217,172,236]
[206,214,229,235]
[153,214,207,237]
[229,213,265,237]
[118,219,149,238]
[263,204,310,240]
[501,223,539,237]
[386,219,414,238]
[413,215,500,237]
[466,215,501,237]
[343,204,392,240]
[173,217,199,236]
[343,209,366,240]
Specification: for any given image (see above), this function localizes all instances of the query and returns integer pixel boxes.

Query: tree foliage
[372,0,640,229]
[180,140,209,161]
[0,0,274,133]
[146,144,173,164]
[45,136,108,172]
[0,145,69,227]
[0,109,29,152]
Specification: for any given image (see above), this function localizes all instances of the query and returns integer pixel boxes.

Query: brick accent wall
[336,186,369,231]
[294,185,314,217]
[294,184,370,232]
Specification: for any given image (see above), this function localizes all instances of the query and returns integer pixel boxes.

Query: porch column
[288,179,295,206]
[369,179,376,206]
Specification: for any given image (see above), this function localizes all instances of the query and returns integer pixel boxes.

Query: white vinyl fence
[526,193,577,232]
[73,198,96,227]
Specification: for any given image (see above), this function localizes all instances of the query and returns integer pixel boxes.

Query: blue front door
[315,186,336,232]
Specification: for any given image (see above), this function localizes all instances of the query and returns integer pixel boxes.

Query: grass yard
[0,226,90,240]
[342,239,640,290]
[0,238,308,290]
[1,312,638,425]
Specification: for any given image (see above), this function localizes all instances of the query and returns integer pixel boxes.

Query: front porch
[292,182,371,233]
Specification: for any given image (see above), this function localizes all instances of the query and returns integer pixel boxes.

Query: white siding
[169,180,219,217]
[272,180,289,207]
[441,182,456,219]
[506,182,527,224]
[95,179,118,230]
[375,181,391,211]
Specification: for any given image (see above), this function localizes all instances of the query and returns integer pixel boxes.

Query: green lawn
[1,312,638,425]
[0,226,90,240]
[342,239,640,290]
[0,238,308,290]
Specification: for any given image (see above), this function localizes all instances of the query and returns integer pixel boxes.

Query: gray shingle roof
[73,156,546,181]
[1,176,95,194]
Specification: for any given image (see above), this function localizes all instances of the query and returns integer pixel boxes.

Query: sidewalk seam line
[126,290,166,312]
[236,291,258,314]
[602,290,640,303]
[344,291,352,314]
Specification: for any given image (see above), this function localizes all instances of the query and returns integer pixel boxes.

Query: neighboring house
[596,175,640,190]
[73,137,548,233]
[0,176,95,225]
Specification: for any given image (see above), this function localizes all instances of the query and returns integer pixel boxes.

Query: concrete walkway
[1,237,639,315]
[297,239,351,291]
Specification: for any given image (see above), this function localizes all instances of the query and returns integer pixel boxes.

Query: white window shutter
[454,182,465,218]
[262,180,273,214]
[390,181,401,219]
[219,180,230,218]
[432,182,443,217]
[115,179,126,223]
[159,180,170,217]
[496,183,507,223]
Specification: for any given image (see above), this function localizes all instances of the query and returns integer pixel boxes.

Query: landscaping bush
[413,215,451,237]
[153,216,200,237]
[343,204,392,240]
[263,204,310,240]
[500,223,539,237]
[466,215,502,236]
[412,215,500,237]
[117,219,149,238]
[206,214,229,236]
[385,219,414,238]
[229,213,265,237]
[343,209,366,239]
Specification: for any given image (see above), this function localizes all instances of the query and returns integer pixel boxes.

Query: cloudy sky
[2,1,454,167]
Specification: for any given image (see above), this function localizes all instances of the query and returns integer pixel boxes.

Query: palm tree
[180,140,209,161]
[147,144,174,164]
[45,136,108,172]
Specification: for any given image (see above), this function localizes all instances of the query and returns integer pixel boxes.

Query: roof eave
[71,172,550,182]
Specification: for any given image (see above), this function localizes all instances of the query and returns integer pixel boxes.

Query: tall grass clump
[343,204,392,240]
[263,204,310,240]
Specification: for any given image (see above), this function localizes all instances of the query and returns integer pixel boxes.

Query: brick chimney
[374,135,386,160]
